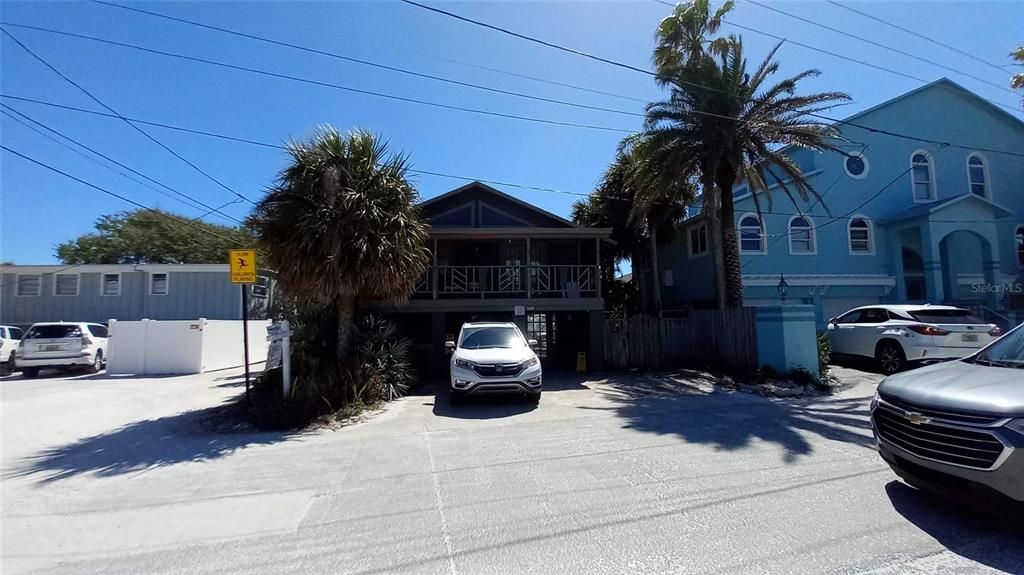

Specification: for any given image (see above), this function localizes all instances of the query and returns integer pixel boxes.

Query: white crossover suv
[0,325,25,375]
[826,305,1001,374]
[17,322,109,378]
[447,322,542,404]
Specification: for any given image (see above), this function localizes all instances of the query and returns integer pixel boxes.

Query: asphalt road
[2,365,1022,574]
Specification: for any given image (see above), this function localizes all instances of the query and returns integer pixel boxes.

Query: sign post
[229,249,257,403]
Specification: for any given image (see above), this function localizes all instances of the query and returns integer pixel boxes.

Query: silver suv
[871,323,1024,503]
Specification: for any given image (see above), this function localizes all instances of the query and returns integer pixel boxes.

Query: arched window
[738,214,765,253]
[911,151,935,201]
[788,216,816,254]
[1016,225,1024,267]
[967,154,988,198]
[848,217,873,254]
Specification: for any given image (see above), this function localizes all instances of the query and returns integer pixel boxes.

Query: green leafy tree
[248,127,429,361]
[56,209,252,264]
[653,0,735,85]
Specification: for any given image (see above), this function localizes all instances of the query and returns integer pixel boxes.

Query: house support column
[526,237,532,299]
[982,259,1000,310]
[587,309,605,372]
[595,238,601,297]
[432,238,438,300]
[430,312,446,375]
[921,226,944,303]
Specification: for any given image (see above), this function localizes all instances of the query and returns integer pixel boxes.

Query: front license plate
[961,334,978,343]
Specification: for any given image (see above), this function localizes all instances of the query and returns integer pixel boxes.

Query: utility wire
[651,0,1019,113]
[824,0,1008,76]
[742,0,1013,94]
[0,144,253,247]
[0,27,258,206]
[0,22,634,134]
[5,93,1024,208]
[0,103,247,224]
[85,1,645,116]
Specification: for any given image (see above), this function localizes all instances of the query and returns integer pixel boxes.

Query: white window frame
[689,224,709,258]
[15,273,42,297]
[149,272,170,296]
[842,150,869,180]
[53,273,80,296]
[1016,224,1024,268]
[966,152,990,199]
[101,272,122,296]
[910,149,936,203]
[737,213,766,254]
[788,215,817,255]
[847,215,875,256]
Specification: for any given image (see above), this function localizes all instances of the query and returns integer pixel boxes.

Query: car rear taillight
[81,336,93,346]
[988,326,1003,337]
[906,324,951,336]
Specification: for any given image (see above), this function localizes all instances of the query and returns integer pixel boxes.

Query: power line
[824,1,1008,76]
[649,0,1020,114]
[0,103,247,225]
[0,23,634,134]
[86,1,646,116]
[742,0,1013,95]
[0,144,253,247]
[0,27,258,207]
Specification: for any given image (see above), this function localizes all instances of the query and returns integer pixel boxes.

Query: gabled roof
[880,193,1014,224]
[418,181,578,228]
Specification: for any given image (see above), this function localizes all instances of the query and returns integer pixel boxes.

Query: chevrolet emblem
[906,412,931,425]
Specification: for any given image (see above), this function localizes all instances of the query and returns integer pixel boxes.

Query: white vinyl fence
[107,318,270,375]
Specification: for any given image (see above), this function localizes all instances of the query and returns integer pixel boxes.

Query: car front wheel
[876,341,905,375]
[1,352,14,376]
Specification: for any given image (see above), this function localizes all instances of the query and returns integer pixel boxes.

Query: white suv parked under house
[826,305,1001,374]
[447,322,542,404]
[17,322,109,378]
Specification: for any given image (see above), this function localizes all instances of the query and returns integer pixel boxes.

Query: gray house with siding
[0,264,271,328]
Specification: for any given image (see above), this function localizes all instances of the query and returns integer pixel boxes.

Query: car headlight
[521,356,539,369]
[454,358,475,370]
[1005,419,1024,436]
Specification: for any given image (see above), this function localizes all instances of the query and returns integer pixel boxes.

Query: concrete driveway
[2,366,1022,574]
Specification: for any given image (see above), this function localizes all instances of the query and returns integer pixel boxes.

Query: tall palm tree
[1011,46,1024,91]
[249,127,430,358]
[635,41,850,307]
[653,0,735,86]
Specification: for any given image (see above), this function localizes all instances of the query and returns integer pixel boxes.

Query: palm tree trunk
[649,222,662,315]
[717,167,743,309]
[704,174,726,309]
[632,247,648,311]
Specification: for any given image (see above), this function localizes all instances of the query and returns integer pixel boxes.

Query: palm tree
[1011,46,1024,91]
[249,127,429,359]
[635,41,849,307]
[653,0,735,86]
[572,145,689,312]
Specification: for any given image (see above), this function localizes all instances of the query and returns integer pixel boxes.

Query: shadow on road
[8,402,296,484]
[431,388,537,420]
[588,373,875,463]
[885,481,1024,572]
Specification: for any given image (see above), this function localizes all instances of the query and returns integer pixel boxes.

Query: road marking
[424,428,459,575]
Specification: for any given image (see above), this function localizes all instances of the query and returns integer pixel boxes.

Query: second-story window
[788,216,816,254]
[967,154,988,198]
[54,273,79,296]
[848,217,873,254]
[911,151,935,201]
[689,225,708,256]
[150,272,169,295]
[738,214,764,253]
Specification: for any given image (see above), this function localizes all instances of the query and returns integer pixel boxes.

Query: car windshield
[970,325,1024,368]
[908,309,986,324]
[25,325,82,339]
[460,327,523,349]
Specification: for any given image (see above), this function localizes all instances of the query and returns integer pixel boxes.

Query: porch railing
[414,265,598,298]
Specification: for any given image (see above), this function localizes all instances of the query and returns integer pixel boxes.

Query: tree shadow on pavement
[885,481,1024,573]
[586,374,875,463]
[8,402,296,484]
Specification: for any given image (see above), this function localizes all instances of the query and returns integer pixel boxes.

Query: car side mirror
[527,339,538,348]
[828,317,837,326]
[444,341,455,354]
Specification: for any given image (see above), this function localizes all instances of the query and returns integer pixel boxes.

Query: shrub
[817,331,832,377]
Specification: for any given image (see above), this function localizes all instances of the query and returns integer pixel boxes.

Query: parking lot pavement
[2,365,1022,574]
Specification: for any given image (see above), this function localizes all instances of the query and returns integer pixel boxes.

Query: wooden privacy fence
[604,308,758,371]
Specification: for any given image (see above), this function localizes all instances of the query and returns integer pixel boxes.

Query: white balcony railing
[414,265,598,298]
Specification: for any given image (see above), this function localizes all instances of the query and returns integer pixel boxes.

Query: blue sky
[1,0,1021,264]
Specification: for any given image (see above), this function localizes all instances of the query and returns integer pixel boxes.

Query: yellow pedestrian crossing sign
[229,249,257,284]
